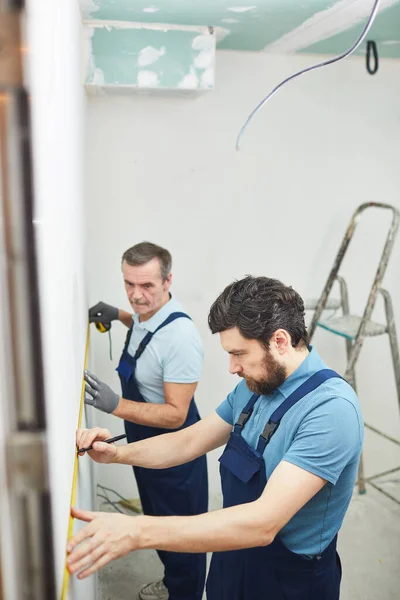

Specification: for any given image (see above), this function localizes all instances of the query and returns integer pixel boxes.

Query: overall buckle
[260,421,279,442]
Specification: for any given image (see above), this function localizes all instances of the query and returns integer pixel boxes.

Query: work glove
[89,301,118,326]
[84,370,120,414]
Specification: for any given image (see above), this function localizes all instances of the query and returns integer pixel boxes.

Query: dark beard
[245,351,287,396]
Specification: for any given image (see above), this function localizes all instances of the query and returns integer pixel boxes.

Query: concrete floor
[98,478,400,600]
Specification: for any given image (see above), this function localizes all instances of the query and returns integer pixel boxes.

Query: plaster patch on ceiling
[84,26,96,83]
[191,33,216,69]
[194,48,213,69]
[80,0,99,16]
[143,7,160,13]
[382,39,400,44]
[264,0,399,54]
[178,67,199,89]
[85,22,216,90]
[213,26,231,43]
[201,67,214,88]
[137,70,159,87]
[92,67,105,85]
[228,6,256,13]
[221,18,240,24]
[192,34,213,50]
[137,45,166,66]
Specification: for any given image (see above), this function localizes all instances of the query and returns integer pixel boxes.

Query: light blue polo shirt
[216,346,364,556]
[127,295,203,404]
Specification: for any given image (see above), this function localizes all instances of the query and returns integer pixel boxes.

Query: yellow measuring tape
[61,323,90,599]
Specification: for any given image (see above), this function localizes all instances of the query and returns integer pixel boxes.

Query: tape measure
[95,321,111,333]
[61,323,90,599]
[94,321,113,360]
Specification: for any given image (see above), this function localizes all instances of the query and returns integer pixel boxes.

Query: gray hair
[122,241,172,281]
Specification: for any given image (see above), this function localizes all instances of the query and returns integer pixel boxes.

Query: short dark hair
[208,276,309,348]
[122,241,172,281]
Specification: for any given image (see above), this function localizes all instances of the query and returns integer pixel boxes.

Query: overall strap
[124,323,134,349]
[133,312,191,361]
[256,369,343,454]
[234,394,261,434]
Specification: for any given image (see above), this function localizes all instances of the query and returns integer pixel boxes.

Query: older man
[85,241,208,600]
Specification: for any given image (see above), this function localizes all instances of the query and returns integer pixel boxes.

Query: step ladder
[306,202,400,505]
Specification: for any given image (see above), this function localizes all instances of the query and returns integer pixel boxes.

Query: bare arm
[140,460,326,552]
[77,411,232,468]
[118,309,133,328]
[113,381,197,429]
[67,461,327,578]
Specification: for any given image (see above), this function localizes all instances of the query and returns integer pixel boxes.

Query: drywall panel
[26,1,97,598]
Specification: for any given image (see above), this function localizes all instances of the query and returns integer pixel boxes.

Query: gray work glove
[84,370,120,414]
[89,301,118,325]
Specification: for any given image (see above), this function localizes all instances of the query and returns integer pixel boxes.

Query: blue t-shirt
[127,295,203,404]
[216,346,364,556]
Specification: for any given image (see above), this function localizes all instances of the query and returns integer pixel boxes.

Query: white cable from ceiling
[236,0,382,150]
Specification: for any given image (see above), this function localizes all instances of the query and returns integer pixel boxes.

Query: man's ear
[271,329,291,355]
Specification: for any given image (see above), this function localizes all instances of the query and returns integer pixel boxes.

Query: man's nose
[229,357,242,375]
[129,288,142,301]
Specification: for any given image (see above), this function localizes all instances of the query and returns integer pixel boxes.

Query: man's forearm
[118,309,133,328]
[113,398,184,429]
[115,426,193,469]
[113,412,231,471]
[138,500,274,553]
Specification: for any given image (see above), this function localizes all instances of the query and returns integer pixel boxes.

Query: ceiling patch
[192,34,214,50]
[92,68,105,85]
[137,70,159,87]
[221,18,240,24]
[178,67,199,90]
[214,26,231,43]
[227,6,256,13]
[80,0,99,18]
[264,0,398,53]
[137,46,166,66]
[201,67,214,88]
[85,23,216,92]
[194,49,213,69]
[143,7,160,13]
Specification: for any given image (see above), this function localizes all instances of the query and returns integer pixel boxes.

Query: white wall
[27,1,96,598]
[85,51,400,503]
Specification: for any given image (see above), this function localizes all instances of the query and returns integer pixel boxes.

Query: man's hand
[89,301,118,325]
[84,370,120,414]
[76,427,119,463]
[67,508,141,579]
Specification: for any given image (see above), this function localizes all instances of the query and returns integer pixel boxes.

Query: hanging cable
[236,0,381,150]
[366,40,379,74]
[108,329,113,361]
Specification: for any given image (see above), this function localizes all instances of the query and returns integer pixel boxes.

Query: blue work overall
[206,369,343,600]
[117,312,208,600]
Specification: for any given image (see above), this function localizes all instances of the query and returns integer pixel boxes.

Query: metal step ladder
[306,202,400,504]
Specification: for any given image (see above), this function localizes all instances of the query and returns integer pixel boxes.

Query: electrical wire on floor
[97,484,142,514]
[236,0,382,150]
[97,492,125,514]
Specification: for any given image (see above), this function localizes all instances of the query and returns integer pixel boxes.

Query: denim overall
[206,369,343,600]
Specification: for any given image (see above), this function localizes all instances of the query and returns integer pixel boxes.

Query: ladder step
[306,298,341,310]
[317,315,388,340]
